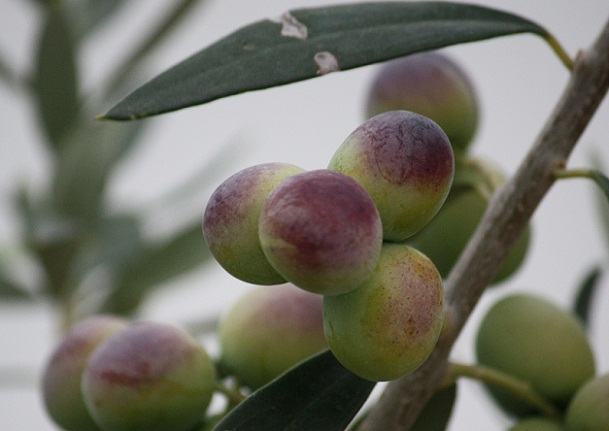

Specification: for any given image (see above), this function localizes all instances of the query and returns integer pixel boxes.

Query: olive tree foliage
[1,1,608,430]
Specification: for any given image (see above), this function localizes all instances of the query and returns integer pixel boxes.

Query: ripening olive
[81,322,216,431]
[365,51,479,153]
[41,315,129,431]
[329,110,454,241]
[219,283,327,389]
[259,169,383,296]
[324,243,444,381]
[203,162,305,285]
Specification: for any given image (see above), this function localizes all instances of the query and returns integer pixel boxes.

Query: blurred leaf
[51,119,145,222]
[573,266,603,328]
[104,0,210,98]
[213,349,375,431]
[33,5,80,150]
[101,220,211,314]
[79,0,130,37]
[78,214,143,274]
[411,384,458,431]
[589,169,609,204]
[15,188,81,297]
[101,1,549,120]
[0,269,33,301]
[588,152,609,254]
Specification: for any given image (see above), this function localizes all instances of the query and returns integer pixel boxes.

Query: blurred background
[0,0,608,429]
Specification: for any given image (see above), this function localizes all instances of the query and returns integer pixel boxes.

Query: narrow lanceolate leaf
[574,265,603,328]
[100,221,211,314]
[101,1,549,121]
[212,350,375,431]
[33,6,80,149]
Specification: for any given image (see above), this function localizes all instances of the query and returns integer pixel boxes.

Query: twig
[358,13,609,431]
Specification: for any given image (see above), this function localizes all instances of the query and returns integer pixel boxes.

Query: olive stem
[554,168,609,202]
[544,33,575,71]
[357,13,609,431]
[445,362,561,418]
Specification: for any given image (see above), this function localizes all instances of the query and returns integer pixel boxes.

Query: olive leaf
[100,220,211,315]
[101,1,551,120]
[212,349,375,431]
[410,383,458,431]
[573,265,603,328]
[33,5,80,149]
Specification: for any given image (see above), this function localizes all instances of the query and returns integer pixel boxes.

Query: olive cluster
[204,108,455,381]
[372,52,531,284]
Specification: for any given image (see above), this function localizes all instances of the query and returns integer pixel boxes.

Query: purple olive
[365,51,479,153]
[329,110,454,241]
[258,169,383,295]
[41,315,129,431]
[203,162,305,285]
[81,321,216,431]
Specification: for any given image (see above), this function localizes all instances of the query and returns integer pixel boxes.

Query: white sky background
[1,0,608,429]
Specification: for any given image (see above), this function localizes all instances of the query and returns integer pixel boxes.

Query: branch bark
[358,14,609,431]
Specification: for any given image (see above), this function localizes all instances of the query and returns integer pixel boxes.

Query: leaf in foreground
[212,349,375,431]
[101,1,549,120]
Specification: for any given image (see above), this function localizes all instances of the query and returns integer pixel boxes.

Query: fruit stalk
[446,362,560,418]
[357,14,609,431]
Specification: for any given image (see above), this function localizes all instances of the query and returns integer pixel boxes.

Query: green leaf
[79,214,144,273]
[573,266,603,328]
[590,169,609,205]
[102,0,211,99]
[33,5,80,149]
[411,384,458,431]
[51,119,145,222]
[213,349,375,431]
[100,220,211,314]
[0,270,33,301]
[101,1,549,121]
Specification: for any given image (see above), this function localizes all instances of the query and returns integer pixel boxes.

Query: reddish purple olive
[203,162,305,285]
[259,169,383,296]
[365,51,479,153]
[81,321,216,431]
[329,110,454,241]
[41,315,129,431]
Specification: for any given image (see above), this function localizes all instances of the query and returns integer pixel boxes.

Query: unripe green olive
[365,51,479,154]
[203,162,305,285]
[218,283,327,389]
[81,322,216,431]
[329,110,454,241]
[565,373,609,431]
[476,294,596,416]
[408,157,530,283]
[507,418,565,431]
[41,315,129,431]
[259,169,383,295]
[324,243,444,382]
